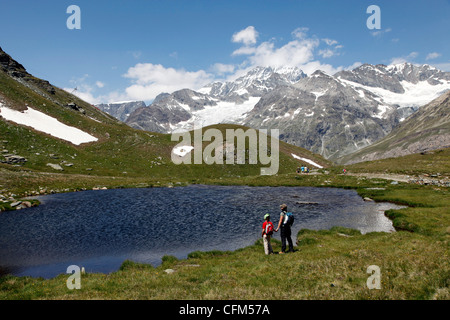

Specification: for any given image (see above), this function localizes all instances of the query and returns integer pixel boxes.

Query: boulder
[2,154,27,164]
[10,201,22,207]
[21,201,32,208]
[164,269,176,274]
[47,163,64,171]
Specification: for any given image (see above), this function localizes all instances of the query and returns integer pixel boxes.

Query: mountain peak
[0,46,29,79]
[311,69,331,77]
[386,62,415,72]
[230,66,306,83]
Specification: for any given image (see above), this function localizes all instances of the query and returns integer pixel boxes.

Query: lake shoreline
[1,171,447,299]
[1,183,403,279]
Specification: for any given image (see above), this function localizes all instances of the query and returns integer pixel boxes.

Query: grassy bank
[0,168,448,300]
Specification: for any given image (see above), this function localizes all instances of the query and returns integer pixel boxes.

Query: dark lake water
[0,185,403,279]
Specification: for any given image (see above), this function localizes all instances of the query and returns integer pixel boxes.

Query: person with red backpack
[262,213,275,255]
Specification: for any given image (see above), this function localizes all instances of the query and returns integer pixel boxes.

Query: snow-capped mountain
[243,69,399,159]
[126,66,306,133]
[335,63,450,120]
[199,66,306,99]
[124,63,450,160]
[96,100,146,122]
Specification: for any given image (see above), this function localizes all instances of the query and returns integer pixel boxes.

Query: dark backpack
[284,212,294,227]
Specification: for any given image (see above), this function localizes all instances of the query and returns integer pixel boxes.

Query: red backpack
[264,221,274,236]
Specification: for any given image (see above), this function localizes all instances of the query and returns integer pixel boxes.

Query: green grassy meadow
[0,64,448,300]
[0,165,448,300]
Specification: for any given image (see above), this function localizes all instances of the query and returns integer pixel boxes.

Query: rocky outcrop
[1,154,27,165]
[0,46,55,95]
[65,102,86,115]
[46,163,64,171]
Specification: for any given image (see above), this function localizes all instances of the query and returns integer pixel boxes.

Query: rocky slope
[337,90,450,164]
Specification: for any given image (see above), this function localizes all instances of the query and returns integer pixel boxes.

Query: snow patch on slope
[338,78,450,108]
[0,105,98,145]
[172,145,194,157]
[291,153,323,168]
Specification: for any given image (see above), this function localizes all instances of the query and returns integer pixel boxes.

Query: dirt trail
[347,172,450,186]
[347,173,412,182]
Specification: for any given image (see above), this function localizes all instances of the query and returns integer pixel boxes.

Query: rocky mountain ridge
[122,63,450,160]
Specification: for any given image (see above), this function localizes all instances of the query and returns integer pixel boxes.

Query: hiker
[261,214,275,255]
[301,166,304,173]
[296,167,300,174]
[275,204,294,254]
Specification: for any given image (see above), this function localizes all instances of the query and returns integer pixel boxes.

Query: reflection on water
[0,185,404,278]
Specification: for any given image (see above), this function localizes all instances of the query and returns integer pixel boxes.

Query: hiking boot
[278,251,285,254]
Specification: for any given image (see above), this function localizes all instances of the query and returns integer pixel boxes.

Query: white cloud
[322,38,338,46]
[232,27,318,69]
[64,85,129,105]
[230,26,345,75]
[345,61,363,70]
[232,46,257,56]
[211,63,235,75]
[318,48,335,58]
[426,52,441,60]
[247,38,319,68]
[66,90,97,104]
[129,51,142,59]
[123,63,214,101]
[371,27,392,37]
[291,27,309,40]
[390,57,408,65]
[430,62,450,72]
[64,75,100,104]
[64,75,132,104]
[318,38,342,58]
[390,51,419,65]
[64,85,100,105]
[232,26,259,46]
[298,61,342,76]
[84,27,369,104]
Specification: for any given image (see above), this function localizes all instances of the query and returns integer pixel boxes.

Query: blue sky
[1,0,449,104]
